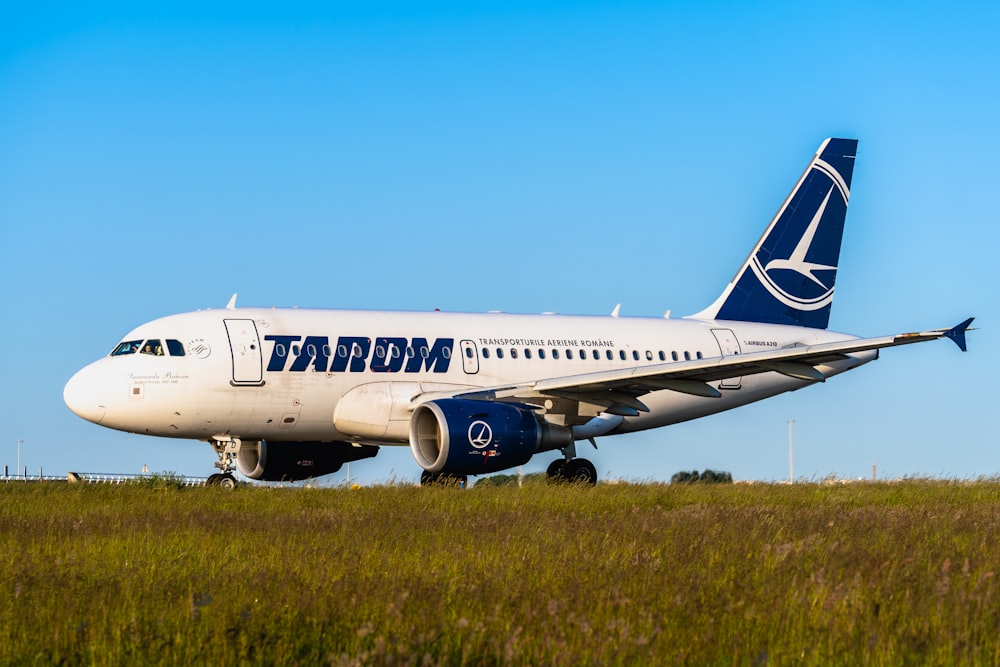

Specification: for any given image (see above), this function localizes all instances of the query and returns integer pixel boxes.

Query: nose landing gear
[206,473,238,489]
[207,437,240,489]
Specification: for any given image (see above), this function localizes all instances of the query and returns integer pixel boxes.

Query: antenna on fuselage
[611,304,621,318]
[226,293,238,310]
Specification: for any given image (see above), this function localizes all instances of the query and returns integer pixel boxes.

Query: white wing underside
[431,325,963,418]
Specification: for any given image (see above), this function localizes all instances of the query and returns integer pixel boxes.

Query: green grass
[2,480,999,664]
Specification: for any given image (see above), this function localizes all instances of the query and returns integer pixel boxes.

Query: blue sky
[1,2,995,483]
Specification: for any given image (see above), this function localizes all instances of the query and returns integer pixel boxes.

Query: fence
[2,466,208,486]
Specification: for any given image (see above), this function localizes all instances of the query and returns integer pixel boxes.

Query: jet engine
[236,440,378,481]
[409,399,572,476]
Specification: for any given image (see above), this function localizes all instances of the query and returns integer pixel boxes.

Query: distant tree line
[671,469,733,484]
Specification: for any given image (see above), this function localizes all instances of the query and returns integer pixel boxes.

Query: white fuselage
[64,307,872,446]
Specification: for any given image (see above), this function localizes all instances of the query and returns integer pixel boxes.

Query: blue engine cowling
[236,440,379,481]
[409,399,570,475]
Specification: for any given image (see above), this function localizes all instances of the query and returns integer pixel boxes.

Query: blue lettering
[266,335,453,374]
[330,336,370,373]
[405,338,454,373]
[290,336,331,372]
[264,335,301,371]
[370,337,408,373]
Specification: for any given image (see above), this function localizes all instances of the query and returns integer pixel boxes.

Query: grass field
[2,479,999,665]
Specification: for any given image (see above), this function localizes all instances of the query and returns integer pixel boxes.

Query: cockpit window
[166,339,185,356]
[111,340,142,356]
[141,340,165,356]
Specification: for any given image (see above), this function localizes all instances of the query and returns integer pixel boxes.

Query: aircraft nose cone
[64,366,107,425]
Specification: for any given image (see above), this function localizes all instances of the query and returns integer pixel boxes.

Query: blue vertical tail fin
[689,138,858,329]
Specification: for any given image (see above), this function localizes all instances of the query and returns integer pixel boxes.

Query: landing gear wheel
[206,473,222,486]
[420,471,467,488]
[218,474,237,490]
[546,459,567,480]
[562,458,598,485]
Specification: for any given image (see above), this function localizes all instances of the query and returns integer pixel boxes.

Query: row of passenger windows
[110,339,186,357]
[273,343,447,360]
[476,347,704,362]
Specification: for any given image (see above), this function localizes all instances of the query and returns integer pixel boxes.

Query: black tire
[562,458,598,485]
[219,474,237,490]
[546,459,567,480]
[206,473,221,486]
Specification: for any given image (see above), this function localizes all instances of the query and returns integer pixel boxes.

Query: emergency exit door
[711,328,742,390]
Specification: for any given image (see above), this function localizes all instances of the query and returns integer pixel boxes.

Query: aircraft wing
[449,318,974,417]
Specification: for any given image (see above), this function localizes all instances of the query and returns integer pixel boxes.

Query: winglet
[943,317,974,352]
[226,293,238,310]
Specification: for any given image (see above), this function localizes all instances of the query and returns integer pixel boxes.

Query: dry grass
[1,479,999,664]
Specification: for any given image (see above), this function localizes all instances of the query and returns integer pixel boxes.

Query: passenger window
[538,349,546,359]
[620,350,626,361]
[442,347,451,359]
[525,349,532,360]
[592,350,599,360]
[646,350,653,361]
[672,351,679,361]
[579,349,586,359]
[337,345,348,358]
[566,349,573,360]
[497,348,504,359]
[465,347,474,358]
[111,340,142,356]
[632,351,639,361]
[166,339,185,356]
[323,345,332,357]
[552,349,560,360]
[420,347,429,359]
[606,350,613,360]
[483,348,491,359]
[307,344,317,357]
[141,340,164,356]
[511,349,519,359]
[658,351,666,361]
[696,351,703,360]
[293,345,301,356]
[684,351,691,361]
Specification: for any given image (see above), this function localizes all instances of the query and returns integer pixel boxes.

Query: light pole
[787,420,794,484]
[16,439,22,480]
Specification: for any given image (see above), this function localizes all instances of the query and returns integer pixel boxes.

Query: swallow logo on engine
[468,420,493,449]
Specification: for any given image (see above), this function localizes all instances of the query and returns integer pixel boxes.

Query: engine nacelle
[236,440,378,481]
[409,399,572,476]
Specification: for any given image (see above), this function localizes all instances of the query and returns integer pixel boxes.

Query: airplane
[63,138,973,488]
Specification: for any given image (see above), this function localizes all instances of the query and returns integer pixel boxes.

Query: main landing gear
[207,437,240,489]
[546,442,598,485]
